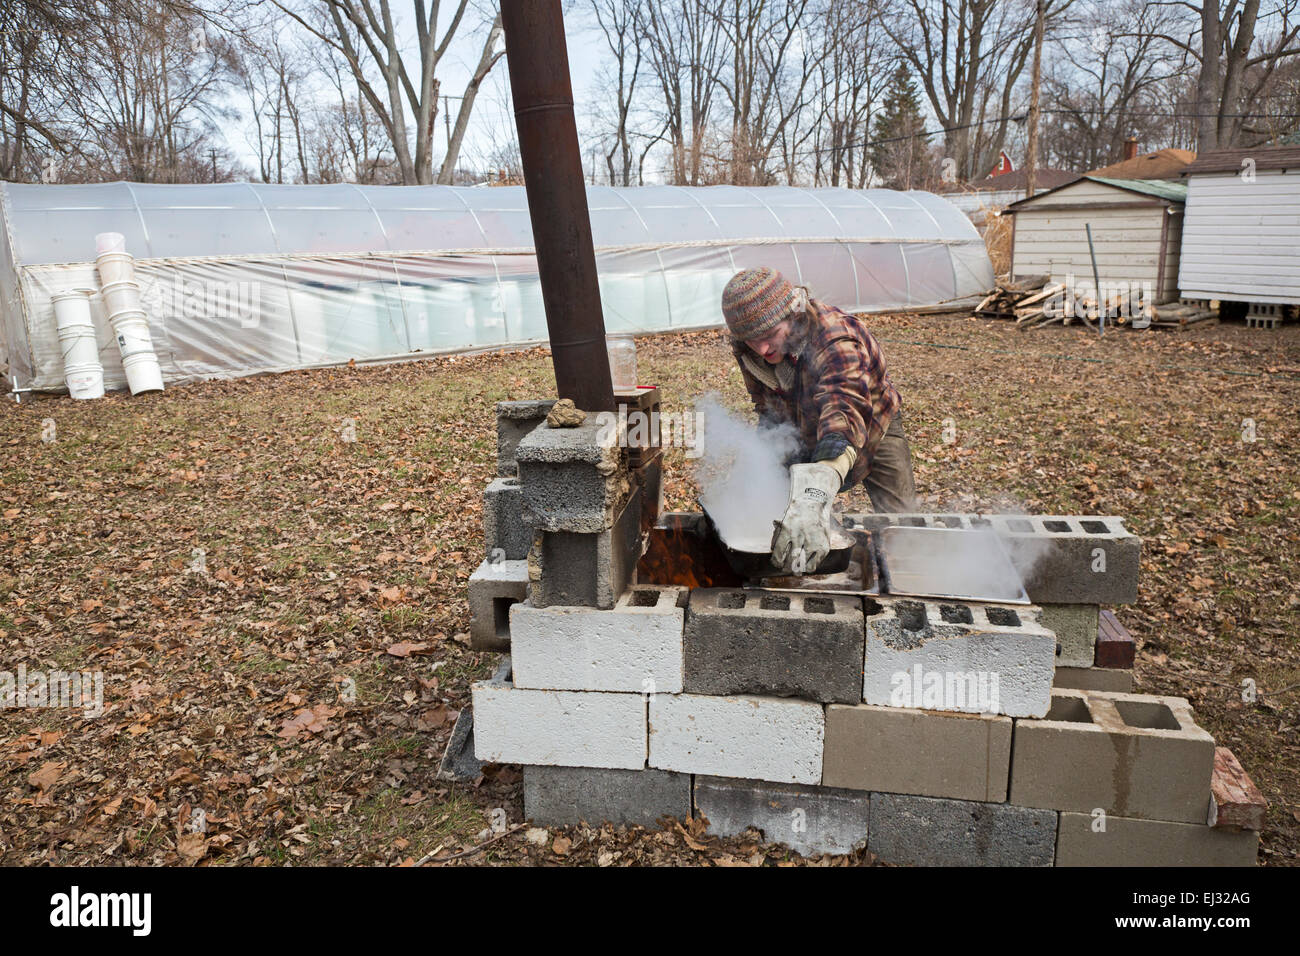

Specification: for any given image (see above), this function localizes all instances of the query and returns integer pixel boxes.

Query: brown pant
[863,413,917,513]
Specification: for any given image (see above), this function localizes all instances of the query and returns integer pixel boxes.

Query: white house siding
[1012,203,1171,295]
[1178,170,1300,304]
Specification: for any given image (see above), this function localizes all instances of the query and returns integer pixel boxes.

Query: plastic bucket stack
[94,232,164,394]
[52,288,105,400]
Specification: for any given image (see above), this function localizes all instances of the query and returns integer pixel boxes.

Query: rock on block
[649,693,824,785]
[471,676,646,769]
[510,586,686,693]
[515,418,630,533]
[683,589,864,704]
[868,792,1057,867]
[1038,603,1099,669]
[524,765,690,828]
[468,558,528,651]
[1053,666,1134,694]
[483,477,532,560]
[1010,689,1215,823]
[694,776,869,857]
[823,705,1012,802]
[862,598,1055,718]
[496,400,554,477]
[1056,812,1258,866]
[527,492,641,609]
[990,514,1140,606]
[1208,747,1267,831]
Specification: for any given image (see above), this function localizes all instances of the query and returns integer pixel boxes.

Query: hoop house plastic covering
[0,182,992,392]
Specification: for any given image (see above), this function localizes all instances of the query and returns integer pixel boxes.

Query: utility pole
[1025,0,1045,199]
[209,148,218,183]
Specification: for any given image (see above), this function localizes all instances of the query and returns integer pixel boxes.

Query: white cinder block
[511,588,685,693]
[649,693,824,785]
[863,600,1056,718]
[472,679,647,769]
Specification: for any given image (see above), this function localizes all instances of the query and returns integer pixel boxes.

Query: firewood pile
[975,278,1218,330]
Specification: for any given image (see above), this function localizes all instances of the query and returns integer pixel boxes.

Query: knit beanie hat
[721,267,809,341]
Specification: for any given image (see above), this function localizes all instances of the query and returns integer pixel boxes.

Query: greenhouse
[0,182,993,394]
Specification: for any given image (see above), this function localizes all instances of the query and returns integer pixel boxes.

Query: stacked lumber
[1147,301,1217,328]
[974,279,1066,326]
[975,280,1218,330]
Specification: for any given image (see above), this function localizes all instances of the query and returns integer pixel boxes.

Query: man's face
[745,318,792,364]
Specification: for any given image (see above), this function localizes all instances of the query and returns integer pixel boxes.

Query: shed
[1178,146,1300,308]
[1005,177,1186,302]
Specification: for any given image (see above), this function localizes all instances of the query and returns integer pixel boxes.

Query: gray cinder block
[694,776,869,857]
[496,400,555,477]
[1056,812,1258,867]
[468,558,528,651]
[515,418,631,533]
[868,792,1057,867]
[524,766,691,829]
[483,476,533,560]
[1039,603,1100,669]
[1010,689,1215,823]
[683,589,865,704]
[1052,666,1133,694]
[527,492,642,609]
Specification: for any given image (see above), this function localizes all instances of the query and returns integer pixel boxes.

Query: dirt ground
[2,311,1297,867]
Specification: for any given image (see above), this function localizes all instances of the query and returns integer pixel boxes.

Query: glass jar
[606,334,637,390]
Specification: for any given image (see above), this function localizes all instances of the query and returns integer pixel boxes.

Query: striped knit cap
[721,267,808,341]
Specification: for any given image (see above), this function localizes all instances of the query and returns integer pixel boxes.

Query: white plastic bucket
[108,308,154,357]
[64,361,105,400]
[122,351,164,394]
[51,289,100,367]
[100,279,142,316]
[96,251,135,285]
[95,232,126,256]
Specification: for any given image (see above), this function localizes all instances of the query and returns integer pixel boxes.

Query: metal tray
[700,502,856,580]
[875,526,1030,604]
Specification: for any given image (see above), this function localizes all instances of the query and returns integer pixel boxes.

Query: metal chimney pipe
[499,0,616,413]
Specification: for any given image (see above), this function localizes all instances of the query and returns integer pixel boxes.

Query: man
[721,266,917,573]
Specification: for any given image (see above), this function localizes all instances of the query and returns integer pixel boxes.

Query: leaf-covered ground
[2,312,1298,867]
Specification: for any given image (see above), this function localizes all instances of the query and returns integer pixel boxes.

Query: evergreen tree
[870,66,931,189]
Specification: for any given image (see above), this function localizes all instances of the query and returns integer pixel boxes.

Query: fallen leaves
[277,704,338,741]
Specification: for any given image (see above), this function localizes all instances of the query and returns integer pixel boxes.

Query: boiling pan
[700,500,856,579]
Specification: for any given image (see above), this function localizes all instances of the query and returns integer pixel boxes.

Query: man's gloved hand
[771,462,841,574]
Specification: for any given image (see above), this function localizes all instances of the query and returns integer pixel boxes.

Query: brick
[496,400,554,477]
[823,705,1012,801]
[649,693,824,785]
[511,587,686,694]
[1096,610,1136,668]
[516,418,630,533]
[482,477,532,560]
[467,558,528,651]
[1010,689,1215,823]
[1056,812,1258,866]
[683,589,864,704]
[471,676,646,770]
[1038,603,1099,668]
[1208,747,1267,831]
[863,597,1055,718]
[868,793,1057,867]
[694,776,869,857]
[524,765,689,828]
[526,492,641,609]
[1053,666,1134,693]
[616,387,662,470]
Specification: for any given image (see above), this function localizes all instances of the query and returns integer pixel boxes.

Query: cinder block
[868,792,1057,867]
[524,765,690,828]
[683,589,864,704]
[1208,747,1267,831]
[471,676,646,770]
[649,693,824,785]
[511,586,686,693]
[990,514,1140,606]
[483,477,533,560]
[1053,666,1134,694]
[515,418,630,533]
[496,399,554,477]
[527,492,641,609]
[1038,603,1099,668]
[1096,610,1136,668]
[863,597,1055,718]
[468,558,528,651]
[823,705,1012,801]
[694,776,869,857]
[1056,812,1258,866]
[1010,689,1215,823]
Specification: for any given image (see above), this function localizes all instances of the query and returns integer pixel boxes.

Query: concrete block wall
[495,400,554,477]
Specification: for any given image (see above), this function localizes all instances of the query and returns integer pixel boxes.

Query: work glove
[771,462,841,574]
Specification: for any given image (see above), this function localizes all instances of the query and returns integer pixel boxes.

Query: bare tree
[438,11,503,183]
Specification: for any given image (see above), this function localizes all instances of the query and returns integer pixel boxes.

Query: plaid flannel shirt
[730,298,901,488]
